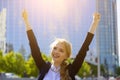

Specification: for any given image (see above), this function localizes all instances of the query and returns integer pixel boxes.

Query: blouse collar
[51,64,60,72]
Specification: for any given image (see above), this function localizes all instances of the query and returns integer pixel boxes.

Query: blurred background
[0,0,120,80]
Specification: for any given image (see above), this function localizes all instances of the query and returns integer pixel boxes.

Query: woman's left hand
[93,12,101,23]
[89,12,101,34]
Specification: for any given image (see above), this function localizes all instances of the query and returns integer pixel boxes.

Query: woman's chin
[52,58,58,61]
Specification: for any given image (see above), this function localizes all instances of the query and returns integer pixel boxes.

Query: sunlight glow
[24,0,93,37]
[41,0,68,19]
[25,0,68,19]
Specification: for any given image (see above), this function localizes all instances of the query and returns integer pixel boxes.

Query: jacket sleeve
[69,32,94,76]
[27,30,46,71]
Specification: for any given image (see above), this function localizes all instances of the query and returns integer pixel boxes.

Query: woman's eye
[53,47,57,50]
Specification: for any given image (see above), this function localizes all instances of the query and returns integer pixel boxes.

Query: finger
[95,13,100,18]
[22,9,27,15]
[22,10,28,18]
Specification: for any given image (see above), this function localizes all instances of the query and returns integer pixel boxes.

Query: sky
[0,0,120,60]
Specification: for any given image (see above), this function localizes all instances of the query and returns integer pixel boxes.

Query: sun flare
[41,0,68,18]
[24,0,69,19]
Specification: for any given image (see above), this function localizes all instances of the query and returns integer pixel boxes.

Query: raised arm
[22,10,32,31]
[68,13,100,76]
[22,10,46,71]
[89,12,100,34]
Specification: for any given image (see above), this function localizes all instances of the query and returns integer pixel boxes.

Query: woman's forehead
[55,42,65,46]
[54,43,66,49]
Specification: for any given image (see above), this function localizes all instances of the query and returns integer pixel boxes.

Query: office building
[96,0,119,74]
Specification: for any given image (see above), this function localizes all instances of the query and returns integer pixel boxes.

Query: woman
[22,10,100,80]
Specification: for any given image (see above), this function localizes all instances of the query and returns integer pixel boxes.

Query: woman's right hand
[22,10,32,30]
[22,10,28,25]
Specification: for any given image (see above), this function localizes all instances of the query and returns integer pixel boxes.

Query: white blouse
[43,65,60,80]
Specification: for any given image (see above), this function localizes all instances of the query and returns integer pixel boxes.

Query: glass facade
[96,0,119,74]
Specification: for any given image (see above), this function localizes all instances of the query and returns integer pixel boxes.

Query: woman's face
[51,42,68,64]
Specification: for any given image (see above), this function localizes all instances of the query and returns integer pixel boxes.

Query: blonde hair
[50,38,72,80]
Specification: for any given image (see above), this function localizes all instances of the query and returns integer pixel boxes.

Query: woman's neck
[52,61,61,68]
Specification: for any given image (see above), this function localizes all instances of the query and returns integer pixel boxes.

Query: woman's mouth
[53,54,60,58]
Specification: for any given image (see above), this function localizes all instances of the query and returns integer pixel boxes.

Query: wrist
[26,24,31,27]
[26,24,32,31]
[93,20,99,23]
[26,27,32,31]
